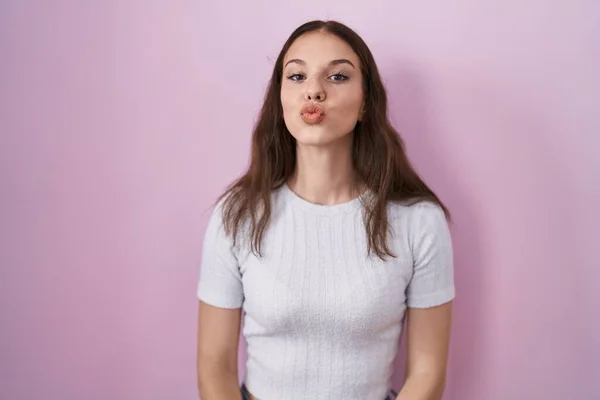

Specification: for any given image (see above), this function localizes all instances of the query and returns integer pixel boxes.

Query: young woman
[196,20,455,400]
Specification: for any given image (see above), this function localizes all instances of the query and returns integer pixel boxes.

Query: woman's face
[281,31,364,147]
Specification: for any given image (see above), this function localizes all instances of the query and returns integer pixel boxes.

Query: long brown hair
[217,20,449,259]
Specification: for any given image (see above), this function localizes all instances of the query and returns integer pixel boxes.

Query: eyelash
[286,72,349,83]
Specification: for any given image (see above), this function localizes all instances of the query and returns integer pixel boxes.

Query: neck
[288,137,358,205]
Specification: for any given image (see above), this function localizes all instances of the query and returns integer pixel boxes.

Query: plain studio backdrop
[1,1,599,399]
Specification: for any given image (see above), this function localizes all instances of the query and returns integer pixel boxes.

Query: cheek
[334,91,363,118]
[330,80,362,106]
[280,92,299,131]
[280,93,297,120]
[280,82,299,106]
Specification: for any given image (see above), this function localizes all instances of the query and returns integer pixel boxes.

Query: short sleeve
[406,203,455,308]
[196,203,244,309]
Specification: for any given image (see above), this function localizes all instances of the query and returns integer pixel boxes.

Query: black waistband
[240,384,397,400]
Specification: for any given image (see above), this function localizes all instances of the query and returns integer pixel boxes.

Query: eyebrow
[283,58,356,69]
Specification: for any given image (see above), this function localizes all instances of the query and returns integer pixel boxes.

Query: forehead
[283,31,360,67]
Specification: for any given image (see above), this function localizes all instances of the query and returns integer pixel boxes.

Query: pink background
[1,1,599,399]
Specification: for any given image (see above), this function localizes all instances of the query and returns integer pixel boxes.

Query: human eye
[328,72,349,83]
[286,73,305,82]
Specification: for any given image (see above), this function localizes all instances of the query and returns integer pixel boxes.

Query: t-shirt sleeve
[196,203,244,309]
[406,202,456,308]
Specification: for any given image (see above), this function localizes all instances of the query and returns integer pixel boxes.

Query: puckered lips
[300,103,325,124]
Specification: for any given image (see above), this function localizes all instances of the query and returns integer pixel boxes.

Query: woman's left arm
[397,202,455,400]
[396,301,453,400]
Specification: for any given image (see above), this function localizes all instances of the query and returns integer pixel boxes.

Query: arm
[396,302,452,400]
[196,301,243,400]
[398,202,455,399]
[195,202,245,399]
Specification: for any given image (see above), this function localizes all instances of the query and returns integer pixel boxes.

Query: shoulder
[205,190,250,234]
[387,200,451,248]
[204,196,227,232]
[203,193,246,248]
[388,199,448,227]
[201,197,229,249]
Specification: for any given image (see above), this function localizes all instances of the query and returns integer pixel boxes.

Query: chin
[291,126,351,147]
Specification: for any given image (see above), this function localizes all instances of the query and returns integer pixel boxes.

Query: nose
[303,78,326,102]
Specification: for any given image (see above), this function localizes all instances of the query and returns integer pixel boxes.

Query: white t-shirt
[197,184,455,400]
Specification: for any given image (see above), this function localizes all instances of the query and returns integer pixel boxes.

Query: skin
[281,31,365,205]
[197,304,243,400]
[197,31,452,400]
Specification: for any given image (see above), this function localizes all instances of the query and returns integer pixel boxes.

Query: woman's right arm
[196,301,243,400]
[196,203,245,399]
